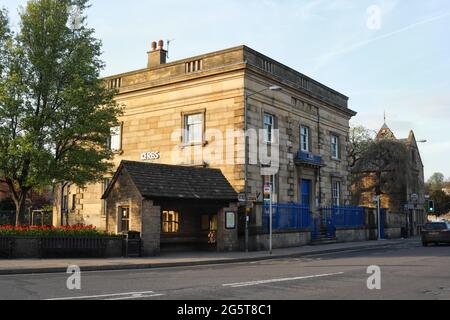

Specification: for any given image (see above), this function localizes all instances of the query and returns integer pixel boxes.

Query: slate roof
[103,161,238,201]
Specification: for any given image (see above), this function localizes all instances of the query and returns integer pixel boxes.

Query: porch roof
[102,161,238,202]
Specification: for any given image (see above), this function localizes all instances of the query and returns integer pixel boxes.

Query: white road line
[46,290,158,300]
[222,272,345,288]
[104,293,165,300]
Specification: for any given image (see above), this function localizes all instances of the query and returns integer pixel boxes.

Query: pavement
[0,238,418,275]
[1,237,449,300]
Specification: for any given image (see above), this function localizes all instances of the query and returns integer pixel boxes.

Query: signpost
[264,182,273,255]
[373,195,382,240]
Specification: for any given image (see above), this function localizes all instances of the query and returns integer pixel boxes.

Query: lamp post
[244,85,282,253]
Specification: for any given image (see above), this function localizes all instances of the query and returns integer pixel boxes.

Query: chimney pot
[147,40,167,68]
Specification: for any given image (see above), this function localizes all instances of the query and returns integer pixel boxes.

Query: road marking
[104,293,165,300]
[222,272,345,288]
[46,290,164,300]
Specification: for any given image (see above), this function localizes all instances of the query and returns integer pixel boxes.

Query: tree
[426,172,445,193]
[352,139,412,199]
[348,125,374,168]
[0,0,122,226]
[429,190,450,216]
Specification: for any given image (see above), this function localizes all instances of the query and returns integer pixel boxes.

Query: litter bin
[124,231,141,257]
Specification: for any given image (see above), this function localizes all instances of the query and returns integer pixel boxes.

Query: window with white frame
[331,134,340,159]
[109,125,122,152]
[332,181,341,207]
[300,126,310,152]
[184,113,203,144]
[263,113,275,143]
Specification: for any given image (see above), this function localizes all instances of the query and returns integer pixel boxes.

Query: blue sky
[4,0,450,180]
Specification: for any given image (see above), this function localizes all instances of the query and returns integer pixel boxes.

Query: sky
[3,0,450,180]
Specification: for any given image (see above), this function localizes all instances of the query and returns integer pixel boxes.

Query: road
[0,240,449,300]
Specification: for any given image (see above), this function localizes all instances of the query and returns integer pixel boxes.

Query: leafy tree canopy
[426,172,445,193]
[348,125,375,168]
[0,0,122,225]
[352,139,411,196]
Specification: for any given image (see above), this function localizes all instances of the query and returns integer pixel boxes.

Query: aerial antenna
[167,39,175,59]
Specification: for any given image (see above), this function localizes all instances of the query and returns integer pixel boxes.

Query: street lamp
[243,84,282,253]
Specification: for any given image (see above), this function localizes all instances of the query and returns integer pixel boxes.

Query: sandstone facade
[53,44,356,240]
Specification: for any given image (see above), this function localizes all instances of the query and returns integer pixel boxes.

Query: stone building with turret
[352,122,426,237]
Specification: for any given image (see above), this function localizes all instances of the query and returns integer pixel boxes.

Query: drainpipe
[315,106,322,207]
[244,94,249,253]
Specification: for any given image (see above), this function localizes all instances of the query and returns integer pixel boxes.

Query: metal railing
[40,237,108,258]
[0,237,13,258]
[263,203,311,232]
[321,206,366,228]
[262,204,366,235]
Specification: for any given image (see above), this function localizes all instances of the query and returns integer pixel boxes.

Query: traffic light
[428,200,435,213]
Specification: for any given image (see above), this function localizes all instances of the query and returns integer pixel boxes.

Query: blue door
[300,180,311,206]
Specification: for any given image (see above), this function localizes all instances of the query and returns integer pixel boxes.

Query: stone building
[352,122,426,237]
[53,41,357,253]
[102,161,239,255]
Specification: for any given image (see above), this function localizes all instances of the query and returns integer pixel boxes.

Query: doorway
[202,214,217,245]
[300,179,311,207]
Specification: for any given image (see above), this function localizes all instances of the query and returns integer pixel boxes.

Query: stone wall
[243,231,311,252]
[141,200,161,256]
[335,227,369,243]
[217,203,239,252]
[384,227,402,239]
[105,169,143,234]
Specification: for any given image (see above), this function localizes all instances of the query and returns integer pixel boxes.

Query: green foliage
[426,172,445,193]
[0,1,122,224]
[348,125,374,168]
[428,190,450,216]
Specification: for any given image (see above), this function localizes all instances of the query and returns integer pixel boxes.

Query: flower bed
[0,225,125,259]
[0,225,120,238]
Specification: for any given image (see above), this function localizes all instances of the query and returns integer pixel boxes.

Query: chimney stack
[147,39,167,68]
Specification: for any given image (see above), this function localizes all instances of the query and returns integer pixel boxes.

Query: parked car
[422,222,450,246]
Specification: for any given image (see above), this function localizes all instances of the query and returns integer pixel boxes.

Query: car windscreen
[424,223,447,230]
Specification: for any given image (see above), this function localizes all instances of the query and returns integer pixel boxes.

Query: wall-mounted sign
[140,151,160,161]
[238,193,258,203]
[238,193,247,203]
[225,211,236,230]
